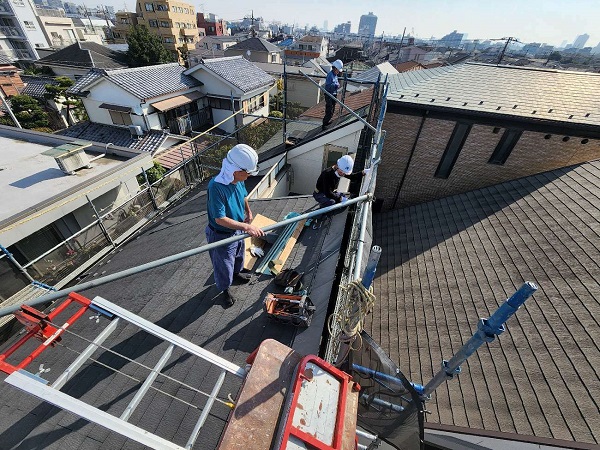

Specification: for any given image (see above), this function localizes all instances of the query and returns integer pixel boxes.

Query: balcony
[0,0,12,13]
[180,28,197,37]
[0,25,24,38]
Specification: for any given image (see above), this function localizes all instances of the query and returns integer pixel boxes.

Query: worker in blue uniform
[322,59,343,130]
[206,144,264,307]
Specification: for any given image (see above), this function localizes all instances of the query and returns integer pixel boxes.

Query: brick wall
[375,111,600,210]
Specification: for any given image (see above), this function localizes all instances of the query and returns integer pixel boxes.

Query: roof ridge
[203,55,243,63]
[106,62,182,75]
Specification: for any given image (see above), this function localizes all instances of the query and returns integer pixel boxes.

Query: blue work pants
[205,226,245,292]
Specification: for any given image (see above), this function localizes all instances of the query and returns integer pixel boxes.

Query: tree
[44,76,87,126]
[548,51,562,62]
[137,161,167,185]
[0,95,49,129]
[126,25,174,67]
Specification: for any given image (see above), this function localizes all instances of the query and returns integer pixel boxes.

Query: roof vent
[42,142,92,175]
[548,109,553,113]
[129,125,144,138]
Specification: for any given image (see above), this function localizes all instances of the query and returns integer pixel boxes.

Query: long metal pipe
[0,194,372,317]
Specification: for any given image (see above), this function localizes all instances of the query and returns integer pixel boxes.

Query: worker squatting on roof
[313,155,371,208]
[206,144,265,308]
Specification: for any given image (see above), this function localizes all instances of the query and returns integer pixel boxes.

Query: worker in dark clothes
[313,155,371,208]
[206,144,265,307]
[322,60,343,130]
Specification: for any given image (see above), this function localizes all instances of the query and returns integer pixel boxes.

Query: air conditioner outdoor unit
[129,125,144,137]
[42,142,92,175]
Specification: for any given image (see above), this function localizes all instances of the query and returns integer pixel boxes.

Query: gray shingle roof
[368,160,600,446]
[354,62,399,83]
[57,121,171,154]
[37,41,128,69]
[20,76,59,99]
[68,63,202,100]
[0,183,344,449]
[227,37,281,53]
[387,62,600,126]
[186,56,274,93]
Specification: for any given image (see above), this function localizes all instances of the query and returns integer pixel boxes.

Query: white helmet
[226,144,259,175]
[336,155,354,175]
[332,59,343,72]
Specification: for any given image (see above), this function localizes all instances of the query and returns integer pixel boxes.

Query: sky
[105,0,599,48]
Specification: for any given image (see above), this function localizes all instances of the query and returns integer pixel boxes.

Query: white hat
[337,155,354,175]
[332,60,343,72]
[226,144,259,175]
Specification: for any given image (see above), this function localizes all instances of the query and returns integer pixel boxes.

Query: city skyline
[92,0,598,48]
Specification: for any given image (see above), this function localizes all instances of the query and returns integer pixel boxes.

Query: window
[155,3,168,10]
[177,7,183,12]
[120,18,129,24]
[488,129,522,165]
[171,5,176,12]
[208,97,232,110]
[144,2,154,11]
[109,110,132,126]
[163,37,174,43]
[246,93,265,113]
[148,19,158,27]
[23,20,35,29]
[174,22,180,28]
[159,20,169,27]
[178,37,184,43]
[435,123,472,178]
[184,7,189,13]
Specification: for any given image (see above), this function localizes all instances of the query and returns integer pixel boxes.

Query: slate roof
[353,61,399,83]
[387,62,600,127]
[37,42,128,69]
[227,37,281,53]
[185,56,274,93]
[0,182,346,449]
[367,160,600,446]
[68,63,202,100]
[20,75,59,99]
[57,121,174,154]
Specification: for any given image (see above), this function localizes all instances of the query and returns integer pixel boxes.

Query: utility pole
[250,10,256,38]
[495,36,520,65]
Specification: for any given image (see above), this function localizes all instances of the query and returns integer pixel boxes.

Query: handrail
[0,194,372,317]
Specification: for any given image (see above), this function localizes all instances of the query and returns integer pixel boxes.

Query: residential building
[66,62,205,137]
[439,29,464,48]
[136,0,198,62]
[395,45,437,64]
[184,55,274,133]
[0,53,23,95]
[333,21,351,34]
[0,125,153,300]
[0,0,47,61]
[358,11,377,37]
[521,42,541,56]
[284,35,328,63]
[394,60,427,72]
[34,8,78,48]
[70,17,107,45]
[334,41,364,62]
[572,33,589,49]
[196,11,225,36]
[252,59,326,108]
[111,11,138,44]
[35,41,127,78]
[375,63,600,210]
[224,37,282,63]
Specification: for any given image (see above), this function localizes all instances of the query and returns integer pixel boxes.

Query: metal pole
[282,58,287,144]
[299,71,377,134]
[361,245,381,289]
[141,168,159,210]
[422,282,538,397]
[0,194,372,317]
[0,244,34,283]
[0,89,22,129]
[86,195,115,247]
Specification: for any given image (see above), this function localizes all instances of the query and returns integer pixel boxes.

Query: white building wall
[187,68,240,97]
[2,0,48,58]
[212,108,235,133]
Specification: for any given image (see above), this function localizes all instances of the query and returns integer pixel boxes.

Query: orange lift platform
[0,293,365,450]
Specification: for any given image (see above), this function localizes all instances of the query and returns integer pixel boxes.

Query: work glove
[340,195,348,204]
[250,246,265,257]
[363,167,372,176]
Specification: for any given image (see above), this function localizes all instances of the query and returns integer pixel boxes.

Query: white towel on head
[215,158,238,185]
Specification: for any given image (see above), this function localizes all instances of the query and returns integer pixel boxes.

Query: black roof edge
[386,102,600,139]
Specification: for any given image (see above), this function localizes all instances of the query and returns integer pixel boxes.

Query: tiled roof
[368,160,600,446]
[57,121,171,154]
[37,41,128,69]
[387,62,600,127]
[0,53,14,65]
[395,61,426,72]
[186,56,274,93]
[20,76,59,99]
[298,35,324,43]
[154,140,210,169]
[227,37,281,53]
[300,87,374,120]
[353,62,399,83]
[0,182,346,449]
[68,63,202,100]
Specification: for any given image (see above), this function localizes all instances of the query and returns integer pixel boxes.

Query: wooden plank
[244,214,276,270]
[269,220,306,275]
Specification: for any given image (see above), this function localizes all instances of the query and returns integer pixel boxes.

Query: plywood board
[244,214,276,270]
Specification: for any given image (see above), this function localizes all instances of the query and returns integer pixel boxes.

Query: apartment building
[135,0,198,61]
[112,11,138,44]
[0,0,47,61]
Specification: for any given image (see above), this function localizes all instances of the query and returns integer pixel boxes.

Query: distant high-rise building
[358,11,377,37]
[439,30,464,48]
[592,42,600,55]
[572,33,589,49]
[522,42,541,56]
[559,40,568,49]
[323,20,328,31]
[333,21,351,34]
